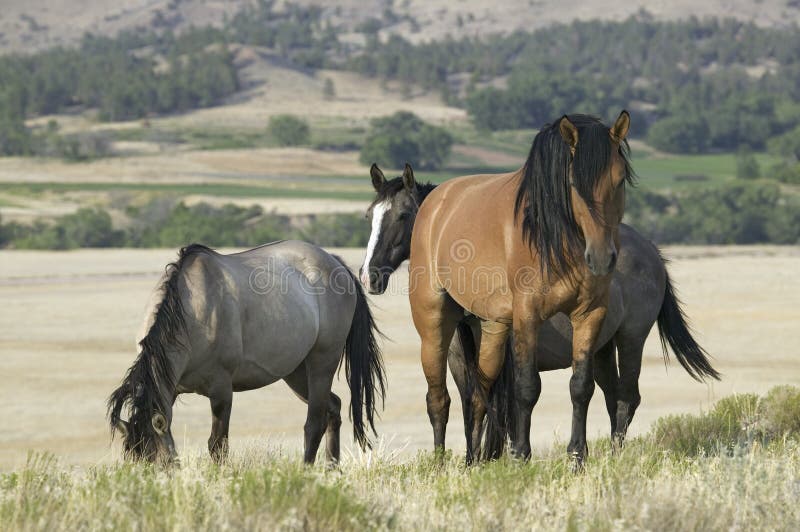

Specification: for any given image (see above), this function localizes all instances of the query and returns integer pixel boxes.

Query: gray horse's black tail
[337,258,386,449]
[657,271,721,382]
[482,335,515,460]
[456,321,516,460]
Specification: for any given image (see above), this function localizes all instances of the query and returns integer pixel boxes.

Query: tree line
[4,4,800,165]
[347,15,800,156]
[2,182,798,250]
[0,202,369,250]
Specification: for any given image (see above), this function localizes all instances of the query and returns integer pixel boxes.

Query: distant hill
[2,0,800,54]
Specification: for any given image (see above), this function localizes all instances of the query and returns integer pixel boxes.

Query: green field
[2,387,799,531]
[1,181,375,201]
[1,129,794,206]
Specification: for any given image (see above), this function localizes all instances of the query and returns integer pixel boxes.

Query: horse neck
[415,182,437,206]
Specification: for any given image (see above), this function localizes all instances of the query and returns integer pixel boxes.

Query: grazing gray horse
[362,164,718,462]
[108,241,385,465]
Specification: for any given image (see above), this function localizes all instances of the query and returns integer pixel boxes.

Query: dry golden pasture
[0,246,799,470]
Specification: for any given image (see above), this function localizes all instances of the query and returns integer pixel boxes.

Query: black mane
[514,114,635,277]
[107,243,214,456]
[371,176,437,207]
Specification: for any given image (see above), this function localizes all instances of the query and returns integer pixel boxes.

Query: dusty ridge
[2,0,799,53]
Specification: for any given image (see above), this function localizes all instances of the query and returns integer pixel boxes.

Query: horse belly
[231,361,282,391]
[238,283,319,379]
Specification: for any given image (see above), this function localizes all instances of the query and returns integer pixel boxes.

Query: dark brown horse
[363,164,718,462]
[407,112,636,464]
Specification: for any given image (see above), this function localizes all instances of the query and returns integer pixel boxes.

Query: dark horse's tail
[473,259,721,459]
[657,270,721,382]
[456,320,516,460]
[334,256,387,449]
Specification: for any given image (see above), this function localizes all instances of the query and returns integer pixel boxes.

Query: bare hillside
[2,0,799,53]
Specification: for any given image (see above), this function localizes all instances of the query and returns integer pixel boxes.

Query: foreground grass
[2,388,800,531]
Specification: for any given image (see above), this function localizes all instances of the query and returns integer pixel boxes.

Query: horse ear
[152,413,167,435]
[402,163,416,191]
[610,110,630,142]
[559,116,578,149]
[116,419,129,439]
[370,163,386,192]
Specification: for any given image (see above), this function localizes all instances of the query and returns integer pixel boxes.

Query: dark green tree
[360,111,453,170]
[736,148,760,180]
[268,115,311,147]
[647,115,710,154]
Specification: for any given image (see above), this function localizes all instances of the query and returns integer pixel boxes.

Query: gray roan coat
[108,240,385,464]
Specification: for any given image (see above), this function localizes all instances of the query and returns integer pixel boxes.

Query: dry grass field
[1,245,798,471]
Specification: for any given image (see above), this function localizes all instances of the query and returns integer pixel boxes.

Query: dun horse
[108,241,385,464]
[363,164,719,462]
[405,113,636,463]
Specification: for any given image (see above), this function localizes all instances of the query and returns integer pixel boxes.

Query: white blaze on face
[360,200,390,290]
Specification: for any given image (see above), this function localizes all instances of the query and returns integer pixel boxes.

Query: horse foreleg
[208,385,233,462]
[568,307,606,467]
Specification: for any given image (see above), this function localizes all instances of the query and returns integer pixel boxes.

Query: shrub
[145,202,265,247]
[754,385,800,438]
[652,387,800,457]
[12,207,124,249]
[268,115,311,147]
[359,111,453,170]
[55,132,113,161]
[300,213,370,247]
[646,115,710,154]
[735,148,760,179]
[769,161,800,184]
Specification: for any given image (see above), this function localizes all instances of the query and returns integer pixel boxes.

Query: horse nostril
[584,251,592,268]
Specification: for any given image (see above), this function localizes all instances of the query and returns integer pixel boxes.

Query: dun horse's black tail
[456,320,516,460]
[657,271,721,382]
[337,258,386,449]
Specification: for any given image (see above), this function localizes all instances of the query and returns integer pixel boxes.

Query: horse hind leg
[325,393,342,465]
[208,383,233,462]
[412,293,462,454]
[283,360,338,465]
[447,321,475,463]
[593,339,619,438]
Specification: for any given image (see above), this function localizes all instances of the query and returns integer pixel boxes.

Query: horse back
[410,170,563,322]
[176,242,346,389]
